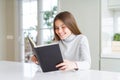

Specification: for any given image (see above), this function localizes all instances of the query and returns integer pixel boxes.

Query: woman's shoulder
[77,34,88,39]
[77,34,89,44]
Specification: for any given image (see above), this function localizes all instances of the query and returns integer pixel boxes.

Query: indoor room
[0,0,120,80]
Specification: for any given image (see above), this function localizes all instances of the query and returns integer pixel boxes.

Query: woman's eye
[55,27,59,30]
[62,26,66,29]
[62,26,65,28]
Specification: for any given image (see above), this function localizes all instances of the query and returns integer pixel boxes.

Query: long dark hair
[53,11,82,41]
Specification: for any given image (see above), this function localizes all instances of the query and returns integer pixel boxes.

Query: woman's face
[55,19,72,40]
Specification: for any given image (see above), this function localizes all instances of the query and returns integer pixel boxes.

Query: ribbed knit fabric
[58,34,91,70]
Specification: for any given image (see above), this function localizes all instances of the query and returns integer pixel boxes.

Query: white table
[0,61,120,80]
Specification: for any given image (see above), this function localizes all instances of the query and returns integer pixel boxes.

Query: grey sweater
[58,34,91,70]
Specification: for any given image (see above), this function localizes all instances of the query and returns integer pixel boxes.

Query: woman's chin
[60,37,67,40]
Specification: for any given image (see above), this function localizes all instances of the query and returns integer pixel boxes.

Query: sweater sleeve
[76,35,91,70]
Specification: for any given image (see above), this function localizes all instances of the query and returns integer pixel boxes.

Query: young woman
[31,11,91,71]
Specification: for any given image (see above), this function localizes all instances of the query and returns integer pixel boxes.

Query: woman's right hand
[31,55,39,64]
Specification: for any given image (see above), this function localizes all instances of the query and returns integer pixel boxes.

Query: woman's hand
[31,55,39,64]
[56,60,78,71]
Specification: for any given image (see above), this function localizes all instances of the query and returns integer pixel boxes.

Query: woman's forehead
[55,20,64,27]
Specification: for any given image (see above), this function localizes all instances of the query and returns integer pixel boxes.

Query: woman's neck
[62,34,76,42]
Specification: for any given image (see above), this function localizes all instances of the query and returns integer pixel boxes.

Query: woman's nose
[58,27,63,33]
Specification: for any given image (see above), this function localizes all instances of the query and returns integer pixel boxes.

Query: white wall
[0,0,15,61]
[59,0,100,70]
[5,0,15,61]
[0,0,6,60]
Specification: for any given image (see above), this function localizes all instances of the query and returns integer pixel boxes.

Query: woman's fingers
[56,60,68,70]
[56,60,77,71]
[58,65,67,70]
[56,63,64,68]
[31,55,38,64]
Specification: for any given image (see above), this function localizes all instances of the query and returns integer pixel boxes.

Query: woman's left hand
[56,60,77,71]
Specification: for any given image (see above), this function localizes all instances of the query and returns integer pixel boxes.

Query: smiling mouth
[59,34,65,37]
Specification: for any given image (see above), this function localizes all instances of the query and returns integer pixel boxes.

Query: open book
[27,37,63,72]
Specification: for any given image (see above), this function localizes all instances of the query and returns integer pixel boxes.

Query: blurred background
[0,0,120,72]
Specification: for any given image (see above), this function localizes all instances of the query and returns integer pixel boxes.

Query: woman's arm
[76,35,91,70]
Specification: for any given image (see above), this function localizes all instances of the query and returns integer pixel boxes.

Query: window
[101,0,120,58]
[22,0,58,62]
[114,11,120,33]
